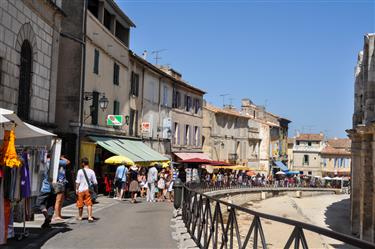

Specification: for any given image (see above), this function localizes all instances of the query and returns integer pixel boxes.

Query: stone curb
[171,208,198,249]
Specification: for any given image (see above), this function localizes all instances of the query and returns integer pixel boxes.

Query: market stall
[0,108,60,245]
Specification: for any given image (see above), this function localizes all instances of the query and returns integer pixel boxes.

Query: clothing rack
[14,199,29,241]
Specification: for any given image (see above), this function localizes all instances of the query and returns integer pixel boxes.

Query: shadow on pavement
[2,223,72,249]
[324,197,358,249]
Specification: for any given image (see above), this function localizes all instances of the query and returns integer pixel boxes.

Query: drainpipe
[77,0,88,170]
[158,77,162,152]
[140,67,145,140]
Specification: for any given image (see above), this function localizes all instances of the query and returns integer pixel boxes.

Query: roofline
[108,0,136,27]
[130,51,206,94]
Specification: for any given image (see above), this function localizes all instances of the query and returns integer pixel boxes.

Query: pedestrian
[36,155,56,228]
[138,167,147,198]
[147,164,158,202]
[53,155,70,221]
[114,163,128,200]
[157,168,166,202]
[75,157,97,222]
[129,166,139,203]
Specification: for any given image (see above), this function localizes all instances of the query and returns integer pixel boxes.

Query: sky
[116,0,375,138]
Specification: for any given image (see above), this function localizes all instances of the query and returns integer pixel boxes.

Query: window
[18,40,33,121]
[173,90,181,108]
[303,155,309,165]
[103,9,112,31]
[113,63,119,85]
[323,158,327,168]
[184,125,190,145]
[194,98,200,114]
[173,122,179,145]
[308,171,312,175]
[91,91,99,125]
[162,85,169,106]
[185,95,192,112]
[308,142,312,146]
[194,126,199,146]
[130,72,139,96]
[296,141,300,145]
[113,100,120,115]
[93,49,99,74]
[129,109,138,136]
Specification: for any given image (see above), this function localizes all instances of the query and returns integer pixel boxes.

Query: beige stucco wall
[321,154,351,176]
[83,12,131,133]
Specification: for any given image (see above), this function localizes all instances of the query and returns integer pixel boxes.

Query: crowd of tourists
[199,170,347,189]
[109,164,175,203]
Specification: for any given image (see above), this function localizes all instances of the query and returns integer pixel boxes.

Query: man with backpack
[75,157,97,222]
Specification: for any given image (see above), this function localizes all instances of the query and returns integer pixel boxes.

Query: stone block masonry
[0,0,62,124]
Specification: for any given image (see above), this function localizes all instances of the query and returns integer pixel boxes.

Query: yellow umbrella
[104,155,134,166]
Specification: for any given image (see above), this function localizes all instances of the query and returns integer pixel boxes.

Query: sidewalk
[3,195,117,249]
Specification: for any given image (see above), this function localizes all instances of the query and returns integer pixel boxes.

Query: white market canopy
[0,108,55,139]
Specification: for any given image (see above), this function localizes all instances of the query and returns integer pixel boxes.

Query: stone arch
[15,23,37,54]
[15,23,37,121]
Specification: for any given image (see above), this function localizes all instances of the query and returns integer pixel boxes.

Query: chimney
[241,98,252,107]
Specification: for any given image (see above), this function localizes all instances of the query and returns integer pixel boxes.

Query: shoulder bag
[82,169,97,202]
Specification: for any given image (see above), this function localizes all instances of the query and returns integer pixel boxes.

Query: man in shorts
[36,155,56,228]
[75,157,97,222]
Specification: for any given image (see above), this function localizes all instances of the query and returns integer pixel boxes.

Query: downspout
[158,77,162,152]
[140,67,145,140]
[78,0,88,169]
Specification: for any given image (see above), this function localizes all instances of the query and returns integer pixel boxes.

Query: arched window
[17,40,32,120]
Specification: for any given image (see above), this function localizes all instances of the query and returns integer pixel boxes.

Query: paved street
[4,196,177,249]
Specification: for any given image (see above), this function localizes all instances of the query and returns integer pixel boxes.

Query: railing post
[173,178,183,209]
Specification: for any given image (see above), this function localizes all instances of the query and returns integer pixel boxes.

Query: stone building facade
[55,0,135,166]
[347,33,375,242]
[240,98,290,173]
[202,103,261,167]
[0,0,63,128]
[320,138,351,177]
[291,133,324,176]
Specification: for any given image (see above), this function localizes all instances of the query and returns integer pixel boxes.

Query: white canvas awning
[0,108,55,139]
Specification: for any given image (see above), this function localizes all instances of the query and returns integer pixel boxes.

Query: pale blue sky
[116,0,375,138]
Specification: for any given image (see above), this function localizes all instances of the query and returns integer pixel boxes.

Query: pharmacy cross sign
[106,115,124,126]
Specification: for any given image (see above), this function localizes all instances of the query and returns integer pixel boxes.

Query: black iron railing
[181,184,374,249]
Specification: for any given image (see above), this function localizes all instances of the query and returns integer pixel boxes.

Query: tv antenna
[151,49,167,65]
[219,94,230,107]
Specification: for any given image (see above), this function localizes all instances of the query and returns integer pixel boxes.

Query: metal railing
[181,184,374,249]
[188,182,347,194]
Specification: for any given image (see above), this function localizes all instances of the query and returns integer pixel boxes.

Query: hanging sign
[141,122,151,133]
[107,115,124,126]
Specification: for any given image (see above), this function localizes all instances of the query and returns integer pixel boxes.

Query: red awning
[179,158,212,164]
[174,152,211,161]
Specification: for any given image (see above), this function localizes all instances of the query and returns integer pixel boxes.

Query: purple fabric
[20,153,31,198]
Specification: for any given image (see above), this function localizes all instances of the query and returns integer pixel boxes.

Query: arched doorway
[17,40,32,120]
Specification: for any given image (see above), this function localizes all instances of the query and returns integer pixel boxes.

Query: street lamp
[99,95,109,111]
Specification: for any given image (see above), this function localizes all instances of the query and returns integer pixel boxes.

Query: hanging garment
[3,199,10,243]
[0,130,21,168]
[0,179,5,245]
[20,153,31,198]
[7,206,14,239]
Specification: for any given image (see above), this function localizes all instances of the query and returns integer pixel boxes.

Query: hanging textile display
[0,130,21,168]
[20,153,31,199]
